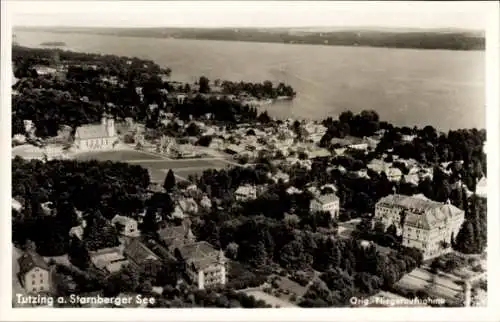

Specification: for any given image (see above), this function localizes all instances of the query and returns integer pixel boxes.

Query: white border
[1,1,499,322]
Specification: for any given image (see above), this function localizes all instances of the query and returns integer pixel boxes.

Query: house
[12,134,26,145]
[74,114,118,151]
[90,248,129,274]
[235,185,257,201]
[18,251,51,294]
[177,241,227,290]
[476,177,487,198]
[269,171,290,183]
[208,137,224,150]
[225,144,245,155]
[158,220,196,252]
[111,215,140,238]
[320,184,338,193]
[307,148,331,159]
[176,94,187,104]
[286,186,302,195]
[171,198,199,219]
[69,219,86,240]
[12,198,23,212]
[199,195,212,210]
[310,193,340,219]
[403,174,420,186]
[330,136,368,150]
[33,65,58,76]
[385,167,403,182]
[401,134,417,143]
[374,194,465,260]
[124,239,160,267]
[69,225,85,240]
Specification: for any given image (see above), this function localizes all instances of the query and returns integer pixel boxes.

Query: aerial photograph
[6,0,492,312]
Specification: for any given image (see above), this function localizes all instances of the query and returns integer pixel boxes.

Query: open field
[132,159,231,170]
[73,149,163,162]
[137,159,232,182]
[71,149,234,182]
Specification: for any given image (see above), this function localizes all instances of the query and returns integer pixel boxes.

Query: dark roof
[124,239,160,265]
[158,224,195,250]
[146,240,176,261]
[178,241,222,271]
[18,251,49,276]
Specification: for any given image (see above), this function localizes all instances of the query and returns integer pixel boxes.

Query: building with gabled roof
[375,194,464,260]
[123,239,160,267]
[476,176,487,198]
[17,251,51,294]
[74,114,118,151]
[158,220,196,252]
[235,184,257,202]
[90,248,129,274]
[176,241,227,290]
[310,193,340,219]
[111,215,140,238]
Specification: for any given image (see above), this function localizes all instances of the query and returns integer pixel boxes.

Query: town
[11,45,487,308]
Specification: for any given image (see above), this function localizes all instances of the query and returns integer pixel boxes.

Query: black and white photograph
[1,1,499,321]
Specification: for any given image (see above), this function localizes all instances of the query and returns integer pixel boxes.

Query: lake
[14,31,485,130]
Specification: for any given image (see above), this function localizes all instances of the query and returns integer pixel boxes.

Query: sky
[8,1,492,30]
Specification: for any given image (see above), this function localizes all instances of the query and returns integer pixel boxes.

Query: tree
[279,238,312,270]
[374,221,386,235]
[163,170,176,192]
[68,237,91,270]
[225,242,239,260]
[197,135,212,147]
[386,224,397,237]
[453,221,477,254]
[186,122,201,137]
[199,76,210,93]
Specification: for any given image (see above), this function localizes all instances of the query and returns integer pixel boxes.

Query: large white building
[235,185,257,202]
[177,241,227,290]
[111,215,140,238]
[74,115,118,151]
[310,193,340,219]
[374,194,465,260]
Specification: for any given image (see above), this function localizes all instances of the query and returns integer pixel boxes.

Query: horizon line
[13,25,485,33]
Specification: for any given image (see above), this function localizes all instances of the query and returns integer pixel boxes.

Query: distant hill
[14,26,485,51]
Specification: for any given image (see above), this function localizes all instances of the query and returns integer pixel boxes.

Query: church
[74,114,118,151]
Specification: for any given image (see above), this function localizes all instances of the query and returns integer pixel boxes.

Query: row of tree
[218,80,296,98]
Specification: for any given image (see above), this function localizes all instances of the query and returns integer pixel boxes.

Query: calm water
[15,31,485,130]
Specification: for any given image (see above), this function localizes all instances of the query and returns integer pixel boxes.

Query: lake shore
[14,30,485,130]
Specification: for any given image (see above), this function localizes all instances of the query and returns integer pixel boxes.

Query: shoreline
[14,29,485,52]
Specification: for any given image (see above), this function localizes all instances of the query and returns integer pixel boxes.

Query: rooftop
[124,239,159,265]
[18,251,49,276]
[378,194,464,229]
[178,241,223,271]
[314,193,339,205]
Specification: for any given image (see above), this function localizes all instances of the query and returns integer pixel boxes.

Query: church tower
[107,117,115,137]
